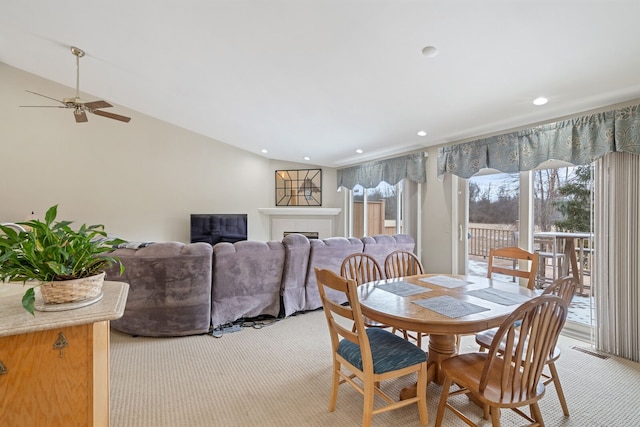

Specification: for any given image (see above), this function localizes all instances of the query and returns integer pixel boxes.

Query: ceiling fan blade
[25,90,67,106]
[23,48,129,125]
[92,109,131,123]
[74,110,88,123]
[20,105,68,108]
[84,100,113,109]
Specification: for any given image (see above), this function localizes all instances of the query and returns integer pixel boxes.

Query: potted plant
[0,205,125,315]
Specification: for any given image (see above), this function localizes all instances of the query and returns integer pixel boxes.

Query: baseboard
[562,319,593,342]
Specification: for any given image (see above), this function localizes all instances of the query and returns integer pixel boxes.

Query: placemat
[419,275,473,288]
[413,295,489,318]
[465,287,531,306]
[376,281,431,297]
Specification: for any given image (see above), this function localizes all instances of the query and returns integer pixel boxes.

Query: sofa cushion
[281,233,311,316]
[362,234,416,277]
[104,242,213,337]
[211,240,285,327]
[304,237,364,311]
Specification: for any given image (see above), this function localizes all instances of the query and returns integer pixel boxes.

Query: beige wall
[420,146,454,273]
[0,63,341,243]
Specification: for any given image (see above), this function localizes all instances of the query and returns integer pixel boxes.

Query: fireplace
[271,219,332,240]
[283,231,319,239]
[258,208,341,240]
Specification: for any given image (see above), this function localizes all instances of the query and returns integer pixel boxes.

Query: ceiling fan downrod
[21,45,131,123]
[70,46,85,101]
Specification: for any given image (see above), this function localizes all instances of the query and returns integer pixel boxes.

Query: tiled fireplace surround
[258,208,341,240]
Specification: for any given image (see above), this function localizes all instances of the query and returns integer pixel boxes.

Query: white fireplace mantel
[259,208,341,240]
[258,208,341,216]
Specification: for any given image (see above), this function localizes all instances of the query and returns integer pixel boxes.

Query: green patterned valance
[337,152,427,189]
[437,103,640,178]
[615,104,640,153]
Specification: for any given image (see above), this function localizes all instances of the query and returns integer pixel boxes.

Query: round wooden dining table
[357,273,537,396]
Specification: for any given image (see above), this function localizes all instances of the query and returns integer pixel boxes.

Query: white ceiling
[2,1,640,168]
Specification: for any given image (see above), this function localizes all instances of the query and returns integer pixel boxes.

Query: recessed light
[355,148,363,154]
[533,97,548,106]
[261,149,268,154]
[303,156,310,161]
[421,46,438,58]
[417,130,427,137]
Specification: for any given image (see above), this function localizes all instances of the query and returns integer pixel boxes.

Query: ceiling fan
[21,46,131,123]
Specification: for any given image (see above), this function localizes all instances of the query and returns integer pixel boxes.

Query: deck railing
[469,227,517,258]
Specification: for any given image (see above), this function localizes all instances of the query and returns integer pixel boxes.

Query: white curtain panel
[594,151,640,362]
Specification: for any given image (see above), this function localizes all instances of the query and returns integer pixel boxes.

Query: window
[348,181,405,238]
[468,172,520,269]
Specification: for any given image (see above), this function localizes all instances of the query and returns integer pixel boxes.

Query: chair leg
[548,361,570,416]
[530,402,545,427]
[435,376,452,427]
[416,362,429,425]
[362,380,375,427]
[328,360,340,412]
[490,406,501,427]
[483,402,490,420]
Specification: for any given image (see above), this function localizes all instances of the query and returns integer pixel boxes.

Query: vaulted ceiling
[2,1,640,167]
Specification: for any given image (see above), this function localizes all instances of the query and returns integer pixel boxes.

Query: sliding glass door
[464,165,595,341]
[467,172,520,277]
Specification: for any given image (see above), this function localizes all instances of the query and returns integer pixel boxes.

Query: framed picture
[275,169,322,206]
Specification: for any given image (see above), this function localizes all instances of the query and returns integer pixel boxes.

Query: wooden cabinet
[0,321,110,427]
[0,281,128,427]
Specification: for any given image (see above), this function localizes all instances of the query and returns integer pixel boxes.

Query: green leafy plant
[0,205,125,315]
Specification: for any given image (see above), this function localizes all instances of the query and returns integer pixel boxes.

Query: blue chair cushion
[337,327,427,374]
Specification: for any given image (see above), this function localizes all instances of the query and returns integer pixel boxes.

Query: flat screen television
[190,214,247,245]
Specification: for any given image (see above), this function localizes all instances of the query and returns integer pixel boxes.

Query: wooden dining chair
[455,248,539,353]
[341,252,384,285]
[341,253,387,330]
[435,295,568,427]
[487,246,539,290]
[342,253,415,343]
[314,268,429,427]
[383,250,428,347]
[384,250,424,278]
[475,276,577,417]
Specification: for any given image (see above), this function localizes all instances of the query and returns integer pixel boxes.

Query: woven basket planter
[39,272,105,305]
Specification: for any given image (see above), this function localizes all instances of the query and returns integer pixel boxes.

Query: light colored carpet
[110,309,640,426]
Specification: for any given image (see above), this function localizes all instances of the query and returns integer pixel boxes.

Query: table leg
[428,334,457,384]
[399,334,456,400]
[577,238,585,293]
[552,236,559,281]
[564,238,582,293]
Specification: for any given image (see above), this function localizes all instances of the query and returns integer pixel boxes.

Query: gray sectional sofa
[104,233,415,337]
[104,241,213,337]
[211,240,285,328]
